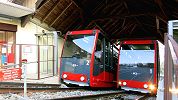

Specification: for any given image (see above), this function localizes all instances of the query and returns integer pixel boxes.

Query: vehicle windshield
[119,44,154,83]
[62,34,95,58]
[60,34,95,81]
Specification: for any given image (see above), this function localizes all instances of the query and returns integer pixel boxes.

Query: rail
[164,34,178,100]
[0,82,84,93]
[53,91,154,100]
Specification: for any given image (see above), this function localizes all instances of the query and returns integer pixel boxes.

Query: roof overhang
[0,1,34,17]
[34,0,178,43]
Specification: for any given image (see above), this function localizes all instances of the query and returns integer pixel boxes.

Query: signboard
[0,68,22,81]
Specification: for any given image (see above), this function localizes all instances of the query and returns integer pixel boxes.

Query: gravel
[0,83,156,100]
[0,90,121,100]
[97,93,145,100]
[0,90,156,100]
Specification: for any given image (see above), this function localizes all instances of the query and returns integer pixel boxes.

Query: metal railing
[0,44,55,80]
[164,33,178,100]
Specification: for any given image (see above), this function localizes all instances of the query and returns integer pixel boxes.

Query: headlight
[123,82,127,85]
[63,74,67,78]
[119,81,122,85]
[80,76,85,81]
[143,84,148,88]
[149,84,155,90]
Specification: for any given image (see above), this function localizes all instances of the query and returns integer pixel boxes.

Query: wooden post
[164,33,172,100]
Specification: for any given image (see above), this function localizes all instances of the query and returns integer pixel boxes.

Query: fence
[0,43,55,81]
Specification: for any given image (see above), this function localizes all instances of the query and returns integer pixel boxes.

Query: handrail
[0,43,55,46]
[168,35,178,61]
[164,34,178,100]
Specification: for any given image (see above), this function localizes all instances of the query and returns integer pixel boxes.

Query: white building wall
[58,37,64,70]
[0,19,51,75]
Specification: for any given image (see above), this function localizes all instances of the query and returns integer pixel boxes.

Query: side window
[105,40,110,67]
[95,39,102,62]
[93,39,103,76]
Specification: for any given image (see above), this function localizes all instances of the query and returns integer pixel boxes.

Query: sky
[119,41,165,65]
[120,50,154,64]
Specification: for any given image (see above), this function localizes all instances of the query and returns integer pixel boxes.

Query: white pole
[53,31,58,75]
[22,59,27,99]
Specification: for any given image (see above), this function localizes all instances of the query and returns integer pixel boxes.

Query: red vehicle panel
[62,72,87,83]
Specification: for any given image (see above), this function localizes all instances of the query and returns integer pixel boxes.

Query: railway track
[0,82,156,99]
[0,87,83,93]
[0,82,82,93]
[52,90,156,100]
[0,82,61,88]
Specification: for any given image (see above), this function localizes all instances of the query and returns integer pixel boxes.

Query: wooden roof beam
[85,20,95,28]
[105,19,119,31]
[71,0,82,10]
[112,21,134,37]
[128,24,137,35]
[101,20,111,28]
[134,17,150,34]
[156,16,159,30]
[111,19,126,36]
[123,1,129,14]
[35,0,50,12]
[109,21,123,36]
[155,0,168,22]
[110,3,123,15]
[63,17,79,33]
[117,23,134,35]
[121,18,126,28]
[103,1,122,12]
[57,10,78,30]
[142,23,165,30]
[50,2,73,27]
[156,16,164,40]
[109,20,122,31]
[94,23,113,40]
[72,0,87,9]
[42,0,61,22]
[157,15,167,24]
[93,12,153,22]
[92,0,105,15]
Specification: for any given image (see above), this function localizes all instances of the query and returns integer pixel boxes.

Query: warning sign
[0,68,22,81]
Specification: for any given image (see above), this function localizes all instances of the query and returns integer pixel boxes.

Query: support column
[168,21,173,36]
[176,65,178,89]
[164,33,172,100]
[53,31,58,75]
